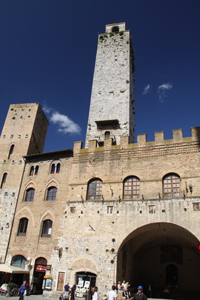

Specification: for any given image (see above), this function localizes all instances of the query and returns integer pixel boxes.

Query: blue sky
[0,0,200,152]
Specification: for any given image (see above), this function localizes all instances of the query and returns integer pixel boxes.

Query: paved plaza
[1,295,199,300]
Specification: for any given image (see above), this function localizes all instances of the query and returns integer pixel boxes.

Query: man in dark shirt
[64,283,70,300]
[133,286,147,300]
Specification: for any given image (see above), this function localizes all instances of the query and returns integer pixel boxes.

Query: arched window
[30,166,34,176]
[163,173,180,198]
[123,176,140,199]
[25,188,35,202]
[30,165,39,176]
[11,255,26,269]
[8,144,14,159]
[35,165,39,175]
[46,187,57,201]
[51,162,61,174]
[17,218,28,236]
[56,163,60,173]
[112,26,119,33]
[1,173,7,189]
[87,179,102,200]
[41,220,52,237]
[105,131,110,138]
[51,164,55,174]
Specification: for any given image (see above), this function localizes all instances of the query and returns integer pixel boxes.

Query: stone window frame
[41,219,53,237]
[86,178,103,200]
[163,173,180,198]
[17,218,28,236]
[46,186,57,201]
[24,187,35,202]
[123,176,140,199]
[50,160,61,174]
[29,164,39,176]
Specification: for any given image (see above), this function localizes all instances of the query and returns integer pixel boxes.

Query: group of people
[59,282,147,300]
[117,280,130,299]
[59,282,76,300]
[92,284,147,300]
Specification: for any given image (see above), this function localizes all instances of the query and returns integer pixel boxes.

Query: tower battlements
[75,127,200,157]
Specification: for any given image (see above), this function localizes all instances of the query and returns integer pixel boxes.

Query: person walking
[18,281,26,300]
[133,286,147,300]
[105,285,117,300]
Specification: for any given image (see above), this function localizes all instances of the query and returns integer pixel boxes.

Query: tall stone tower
[85,22,135,147]
[0,103,48,262]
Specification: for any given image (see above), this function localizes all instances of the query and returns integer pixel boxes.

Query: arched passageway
[117,223,200,298]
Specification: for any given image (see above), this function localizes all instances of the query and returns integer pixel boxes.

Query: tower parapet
[76,127,200,157]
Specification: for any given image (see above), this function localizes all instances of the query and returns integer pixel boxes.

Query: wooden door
[57,272,65,291]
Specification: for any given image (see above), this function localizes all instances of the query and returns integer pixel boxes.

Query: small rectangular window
[193,203,200,211]
[107,206,113,214]
[70,207,76,213]
[149,205,156,214]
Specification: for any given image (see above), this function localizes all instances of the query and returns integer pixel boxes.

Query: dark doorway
[166,264,178,287]
[32,257,47,294]
[117,223,200,296]
[76,272,96,289]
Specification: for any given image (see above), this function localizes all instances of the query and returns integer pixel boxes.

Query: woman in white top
[92,286,98,300]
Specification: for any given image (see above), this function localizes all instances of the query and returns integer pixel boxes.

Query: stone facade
[0,23,200,298]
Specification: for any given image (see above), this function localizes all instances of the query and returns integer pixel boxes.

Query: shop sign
[36,264,46,272]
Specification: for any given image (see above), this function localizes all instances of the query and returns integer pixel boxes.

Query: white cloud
[42,103,53,114]
[50,112,81,134]
[142,84,151,95]
[157,83,173,102]
[42,103,81,135]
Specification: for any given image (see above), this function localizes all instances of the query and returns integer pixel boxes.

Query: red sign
[197,243,200,254]
[36,264,46,273]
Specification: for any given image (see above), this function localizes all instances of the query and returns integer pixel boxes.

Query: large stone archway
[117,222,200,297]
